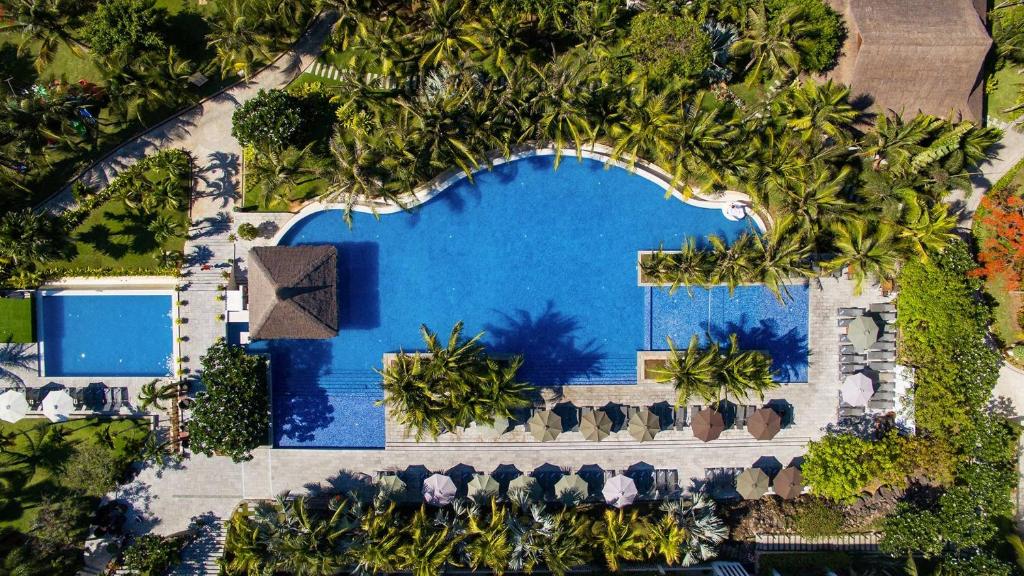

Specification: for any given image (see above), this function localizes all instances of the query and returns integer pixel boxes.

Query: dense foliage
[221,490,727,576]
[121,534,183,576]
[232,89,307,150]
[648,333,776,406]
[378,322,534,440]
[85,0,168,60]
[189,339,270,462]
[627,12,712,85]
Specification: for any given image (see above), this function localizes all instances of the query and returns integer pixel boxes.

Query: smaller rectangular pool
[38,291,174,377]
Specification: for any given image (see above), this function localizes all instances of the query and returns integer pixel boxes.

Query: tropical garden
[220,486,727,576]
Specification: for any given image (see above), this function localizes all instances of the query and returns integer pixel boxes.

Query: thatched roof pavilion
[827,0,990,122]
[248,245,339,340]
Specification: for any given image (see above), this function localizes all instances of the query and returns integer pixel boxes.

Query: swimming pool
[38,291,174,377]
[257,155,808,449]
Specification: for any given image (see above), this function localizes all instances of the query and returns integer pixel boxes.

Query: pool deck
[114,272,889,541]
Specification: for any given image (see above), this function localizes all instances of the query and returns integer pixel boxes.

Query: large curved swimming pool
[254,155,808,448]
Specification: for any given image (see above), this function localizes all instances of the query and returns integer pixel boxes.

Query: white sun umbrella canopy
[602,475,639,508]
[841,372,875,407]
[467,474,500,499]
[475,414,510,440]
[41,390,75,423]
[422,473,458,506]
[0,390,29,423]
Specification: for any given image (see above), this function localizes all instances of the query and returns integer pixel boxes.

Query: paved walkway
[950,117,1024,227]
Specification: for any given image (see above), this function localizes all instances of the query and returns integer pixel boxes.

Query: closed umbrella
[554,474,588,500]
[377,475,406,497]
[691,409,725,442]
[0,390,29,423]
[467,474,500,499]
[773,467,804,500]
[476,415,509,440]
[528,410,562,442]
[602,475,638,508]
[747,408,782,440]
[507,475,541,500]
[422,474,457,506]
[628,408,660,442]
[41,390,74,423]
[847,315,880,352]
[580,408,612,441]
[736,468,770,500]
[841,372,875,407]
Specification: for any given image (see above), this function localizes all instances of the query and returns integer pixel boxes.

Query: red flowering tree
[975,194,1024,290]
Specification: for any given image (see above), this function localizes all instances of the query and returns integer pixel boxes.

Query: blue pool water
[257,156,808,449]
[39,293,173,376]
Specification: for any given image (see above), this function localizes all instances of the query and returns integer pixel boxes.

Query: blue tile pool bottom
[258,156,806,449]
[648,285,809,382]
[39,293,173,376]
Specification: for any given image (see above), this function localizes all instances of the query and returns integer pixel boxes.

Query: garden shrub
[85,0,168,60]
[231,89,306,150]
[122,534,183,576]
[236,222,259,240]
[628,12,713,85]
[801,431,908,503]
[789,498,843,540]
[62,442,124,497]
[189,339,270,462]
[765,0,845,72]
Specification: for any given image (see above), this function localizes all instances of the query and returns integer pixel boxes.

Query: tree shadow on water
[708,315,808,382]
[483,301,605,386]
[268,340,335,444]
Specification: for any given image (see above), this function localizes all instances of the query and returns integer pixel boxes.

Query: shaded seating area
[838,303,897,417]
[0,383,132,423]
[701,463,805,501]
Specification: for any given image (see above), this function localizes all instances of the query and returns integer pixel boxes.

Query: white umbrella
[466,474,500,499]
[422,473,457,506]
[475,415,509,440]
[41,390,75,423]
[602,475,638,508]
[841,372,875,407]
[0,390,29,423]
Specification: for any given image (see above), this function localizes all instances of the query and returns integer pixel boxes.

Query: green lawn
[988,64,1024,124]
[0,298,33,343]
[0,418,149,532]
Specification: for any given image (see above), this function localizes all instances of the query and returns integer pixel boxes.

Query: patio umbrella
[41,390,75,423]
[476,415,509,440]
[554,474,589,500]
[691,409,726,442]
[602,475,638,508]
[773,467,804,500]
[736,468,770,500]
[841,372,875,407]
[628,408,660,442]
[528,410,562,442]
[747,408,782,440]
[0,390,29,423]
[377,475,406,497]
[422,474,457,506]
[580,408,612,441]
[467,474,500,499]
[847,315,880,352]
[507,475,541,500]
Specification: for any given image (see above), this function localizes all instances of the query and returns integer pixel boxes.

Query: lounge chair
[25,388,42,410]
[674,406,689,430]
[869,302,896,313]
[838,307,864,317]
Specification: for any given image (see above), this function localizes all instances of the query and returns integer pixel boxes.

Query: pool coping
[269,145,769,245]
[35,287,181,380]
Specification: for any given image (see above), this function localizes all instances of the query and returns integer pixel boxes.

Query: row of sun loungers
[513,401,791,435]
[838,303,898,417]
[3,385,130,413]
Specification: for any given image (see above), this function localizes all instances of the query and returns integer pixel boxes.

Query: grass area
[0,298,33,343]
[988,64,1024,124]
[0,417,149,531]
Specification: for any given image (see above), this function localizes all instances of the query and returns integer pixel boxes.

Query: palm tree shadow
[75,223,130,259]
[707,315,809,382]
[265,340,335,445]
[483,301,605,387]
[195,152,239,209]
[0,342,40,387]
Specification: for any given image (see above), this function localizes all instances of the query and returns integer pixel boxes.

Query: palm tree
[860,113,942,174]
[148,214,184,244]
[751,215,811,302]
[645,515,687,565]
[399,505,462,576]
[0,208,63,269]
[470,4,529,79]
[719,334,776,402]
[137,379,179,412]
[350,503,403,574]
[641,239,712,295]
[249,143,321,211]
[414,0,484,69]
[895,200,958,261]
[98,49,193,124]
[828,220,900,295]
[708,233,756,295]
[530,52,595,167]
[319,128,403,227]
[220,503,273,576]
[660,494,727,566]
[0,0,89,72]
[270,496,352,575]
[206,0,276,79]
[592,508,648,572]
[608,88,682,172]
[5,423,69,477]
[465,499,512,575]
[731,0,804,84]
[779,164,853,241]
[672,93,738,194]
[649,335,721,406]
[784,80,859,143]
[541,511,590,576]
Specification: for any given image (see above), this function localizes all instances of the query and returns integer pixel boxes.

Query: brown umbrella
[691,409,725,442]
[580,408,612,441]
[628,408,661,442]
[747,408,782,440]
[773,467,804,500]
[528,410,562,442]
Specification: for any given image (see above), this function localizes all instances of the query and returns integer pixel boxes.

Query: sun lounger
[838,307,864,317]
[869,303,896,313]
[870,361,896,371]
[674,406,689,429]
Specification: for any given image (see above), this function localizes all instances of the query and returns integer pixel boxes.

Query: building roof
[827,0,990,122]
[248,245,339,340]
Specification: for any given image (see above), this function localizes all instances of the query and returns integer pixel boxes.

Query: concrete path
[951,117,1024,227]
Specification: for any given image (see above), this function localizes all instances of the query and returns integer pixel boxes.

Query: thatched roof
[248,245,338,340]
[827,0,990,122]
